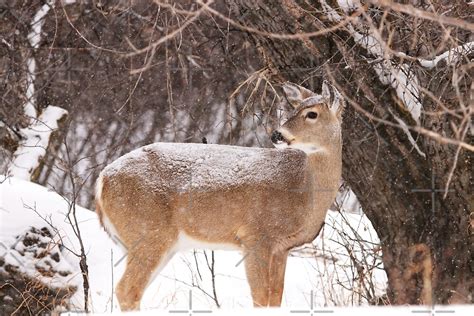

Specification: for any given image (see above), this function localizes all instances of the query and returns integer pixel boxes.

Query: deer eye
[305,111,318,120]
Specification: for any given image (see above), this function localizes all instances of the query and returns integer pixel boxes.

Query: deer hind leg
[268,249,289,307]
[116,232,177,311]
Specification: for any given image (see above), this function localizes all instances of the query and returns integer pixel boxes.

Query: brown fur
[95,82,343,310]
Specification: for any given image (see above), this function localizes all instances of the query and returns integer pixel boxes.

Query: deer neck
[305,141,342,212]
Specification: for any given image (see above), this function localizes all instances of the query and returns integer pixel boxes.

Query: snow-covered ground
[69,305,474,316]
[2,177,473,316]
[1,176,387,314]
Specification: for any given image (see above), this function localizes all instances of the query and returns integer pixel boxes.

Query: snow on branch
[24,2,53,121]
[7,1,69,181]
[416,42,474,69]
[321,1,473,126]
[28,2,51,48]
[320,0,423,124]
[393,115,426,158]
[320,0,436,157]
[8,106,68,180]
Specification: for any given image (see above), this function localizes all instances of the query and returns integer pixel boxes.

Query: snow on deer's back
[100,142,308,192]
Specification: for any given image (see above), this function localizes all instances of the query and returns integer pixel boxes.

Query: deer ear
[332,87,345,120]
[282,82,315,109]
[321,80,345,119]
[321,80,332,102]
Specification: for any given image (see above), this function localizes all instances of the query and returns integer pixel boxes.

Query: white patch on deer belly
[175,231,241,251]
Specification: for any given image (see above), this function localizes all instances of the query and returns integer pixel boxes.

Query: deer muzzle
[271,130,285,144]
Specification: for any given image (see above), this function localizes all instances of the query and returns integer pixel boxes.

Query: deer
[95,81,344,310]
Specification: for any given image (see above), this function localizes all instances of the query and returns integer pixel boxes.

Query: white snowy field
[0,176,389,314]
[64,305,474,316]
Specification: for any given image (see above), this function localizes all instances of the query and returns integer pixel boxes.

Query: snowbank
[0,176,120,312]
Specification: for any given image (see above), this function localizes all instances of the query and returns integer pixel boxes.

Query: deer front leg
[268,249,289,306]
[244,246,271,307]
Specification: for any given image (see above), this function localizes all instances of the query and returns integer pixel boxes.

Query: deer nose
[271,130,285,144]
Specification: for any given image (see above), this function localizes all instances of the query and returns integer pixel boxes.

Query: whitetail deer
[95,81,344,310]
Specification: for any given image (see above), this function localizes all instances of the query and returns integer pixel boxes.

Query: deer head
[271,81,344,154]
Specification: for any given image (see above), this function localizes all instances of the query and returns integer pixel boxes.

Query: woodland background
[0,0,472,313]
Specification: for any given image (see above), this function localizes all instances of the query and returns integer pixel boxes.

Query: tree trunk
[226,0,473,304]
